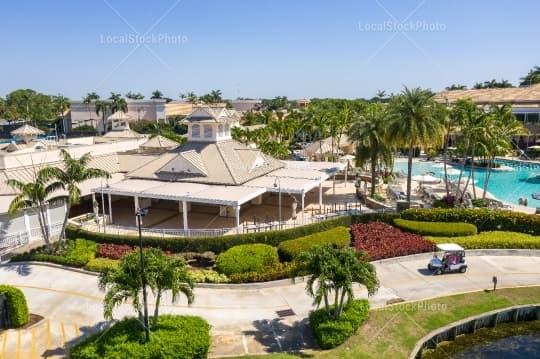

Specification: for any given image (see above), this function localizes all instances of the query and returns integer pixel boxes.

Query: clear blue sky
[1,0,539,100]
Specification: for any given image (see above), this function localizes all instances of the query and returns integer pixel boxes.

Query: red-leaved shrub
[96,243,134,260]
[351,222,434,260]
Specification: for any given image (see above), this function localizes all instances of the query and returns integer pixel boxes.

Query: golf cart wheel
[434,268,442,275]
[459,266,467,273]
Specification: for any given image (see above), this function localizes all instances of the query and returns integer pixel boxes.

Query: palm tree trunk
[337,289,347,319]
[406,145,413,202]
[333,288,339,319]
[59,200,71,242]
[470,148,477,200]
[370,153,377,198]
[323,292,330,316]
[482,155,494,201]
[152,291,161,330]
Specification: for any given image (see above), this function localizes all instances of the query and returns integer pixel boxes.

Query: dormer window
[192,124,200,138]
[204,125,212,138]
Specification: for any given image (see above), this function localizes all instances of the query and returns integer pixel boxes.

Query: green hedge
[83,258,120,273]
[427,231,540,249]
[309,299,370,349]
[66,213,397,255]
[11,239,97,268]
[393,218,477,237]
[70,315,211,359]
[215,244,279,276]
[0,285,29,328]
[278,226,351,261]
[228,262,295,283]
[400,208,540,235]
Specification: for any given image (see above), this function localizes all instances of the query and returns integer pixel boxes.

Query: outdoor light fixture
[274,177,282,229]
[135,207,150,342]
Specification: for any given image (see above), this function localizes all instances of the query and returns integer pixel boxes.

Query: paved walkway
[0,253,539,358]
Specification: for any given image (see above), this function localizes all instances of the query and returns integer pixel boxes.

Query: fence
[0,222,64,250]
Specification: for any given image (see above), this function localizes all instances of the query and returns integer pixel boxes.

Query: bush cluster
[228,262,295,283]
[66,216,353,254]
[427,231,540,249]
[309,299,370,349]
[215,244,279,276]
[11,239,97,267]
[278,226,351,262]
[84,258,120,273]
[0,285,29,327]
[70,315,211,359]
[400,208,540,235]
[351,222,434,260]
[96,243,133,260]
[393,218,477,237]
[188,269,230,284]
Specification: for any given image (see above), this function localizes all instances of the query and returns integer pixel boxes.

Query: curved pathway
[0,253,539,358]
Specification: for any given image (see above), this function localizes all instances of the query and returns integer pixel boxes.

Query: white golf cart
[427,243,467,275]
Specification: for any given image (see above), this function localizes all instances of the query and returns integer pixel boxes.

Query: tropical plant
[150,90,164,99]
[386,87,444,201]
[180,91,198,104]
[42,150,110,242]
[83,92,100,124]
[445,84,467,91]
[349,102,393,197]
[109,92,128,114]
[52,94,70,122]
[519,66,540,86]
[291,244,378,320]
[125,91,145,100]
[99,248,194,333]
[95,100,110,134]
[7,168,64,246]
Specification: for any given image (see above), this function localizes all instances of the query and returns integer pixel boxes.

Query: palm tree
[291,244,378,320]
[181,91,198,104]
[99,248,194,334]
[109,93,128,114]
[445,84,467,91]
[52,95,70,121]
[125,91,144,100]
[150,90,164,99]
[210,89,222,103]
[386,87,444,202]
[83,92,100,126]
[95,100,110,135]
[41,149,110,242]
[349,102,393,198]
[520,66,540,87]
[7,168,64,246]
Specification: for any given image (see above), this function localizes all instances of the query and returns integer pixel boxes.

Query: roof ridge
[215,140,240,184]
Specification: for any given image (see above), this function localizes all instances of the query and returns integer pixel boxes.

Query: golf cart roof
[436,243,464,251]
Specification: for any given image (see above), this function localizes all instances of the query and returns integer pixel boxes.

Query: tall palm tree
[150,90,164,99]
[182,91,198,104]
[41,149,110,242]
[109,92,128,114]
[386,87,444,202]
[291,244,378,320]
[83,92,100,126]
[349,102,393,198]
[7,168,65,246]
[95,100,110,134]
[519,66,540,87]
[125,91,144,100]
[210,89,222,103]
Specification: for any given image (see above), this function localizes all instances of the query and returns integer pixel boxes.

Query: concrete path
[0,253,539,358]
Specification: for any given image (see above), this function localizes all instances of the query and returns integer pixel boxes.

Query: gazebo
[10,124,45,144]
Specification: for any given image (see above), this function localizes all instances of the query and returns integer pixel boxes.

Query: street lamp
[136,207,150,342]
[273,177,282,229]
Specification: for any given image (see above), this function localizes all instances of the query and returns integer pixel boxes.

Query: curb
[374,249,540,265]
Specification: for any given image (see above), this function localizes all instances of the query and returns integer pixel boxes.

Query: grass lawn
[223,286,540,359]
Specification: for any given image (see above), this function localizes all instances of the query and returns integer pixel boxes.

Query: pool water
[393,159,540,205]
[450,334,540,358]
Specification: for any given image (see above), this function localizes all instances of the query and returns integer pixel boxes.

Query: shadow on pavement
[417,268,435,276]
[244,317,317,355]
[44,320,111,358]
[2,262,32,276]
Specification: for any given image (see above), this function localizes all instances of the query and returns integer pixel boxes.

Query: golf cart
[427,243,467,275]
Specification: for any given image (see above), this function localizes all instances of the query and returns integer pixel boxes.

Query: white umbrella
[444,168,460,175]
[412,174,440,183]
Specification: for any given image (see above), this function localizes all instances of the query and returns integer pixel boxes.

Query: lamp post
[273,177,282,229]
[100,179,106,234]
[136,207,150,342]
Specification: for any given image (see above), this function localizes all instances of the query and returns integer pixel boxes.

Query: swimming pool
[393,159,540,205]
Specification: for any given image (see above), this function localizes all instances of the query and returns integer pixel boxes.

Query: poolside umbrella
[412,174,439,184]
[10,124,44,143]
[444,168,460,176]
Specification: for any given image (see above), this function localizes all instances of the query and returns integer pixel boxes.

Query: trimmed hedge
[393,218,477,237]
[11,239,97,268]
[427,231,540,249]
[228,262,295,283]
[84,258,120,273]
[309,299,370,349]
[278,226,351,261]
[400,208,540,235]
[0,285,29,328]
[70,315,211,359]
[215,244,279,276]
[66,213,397,255]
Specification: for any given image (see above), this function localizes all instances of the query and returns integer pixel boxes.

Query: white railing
[81,223,234,238]
[0,222,64,249]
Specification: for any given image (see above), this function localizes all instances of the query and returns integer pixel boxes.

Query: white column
[92,193,96,204]
[24,210,31,241]
[182,201,188,231]
[235,205,240,233]
[301,192,305,224]
[344,161,348,187]
[134,196,139,226]
[318,182,323,210]
[332,175,336,196]
[46,204,52,229]
[108,194,113,223]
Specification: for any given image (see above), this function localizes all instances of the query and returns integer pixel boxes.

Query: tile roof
[433,83,540,105]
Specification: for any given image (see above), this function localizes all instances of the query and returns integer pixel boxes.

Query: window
[192,124,200,138]
[224,124,230,136]
[204,125,212,138]
[218,124,224,136]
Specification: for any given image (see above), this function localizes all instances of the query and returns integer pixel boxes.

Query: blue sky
[1,0,539,100]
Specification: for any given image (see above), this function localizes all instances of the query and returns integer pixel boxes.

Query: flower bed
[351,222,434,260]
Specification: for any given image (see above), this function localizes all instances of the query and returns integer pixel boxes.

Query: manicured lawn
[222,286,540,359]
